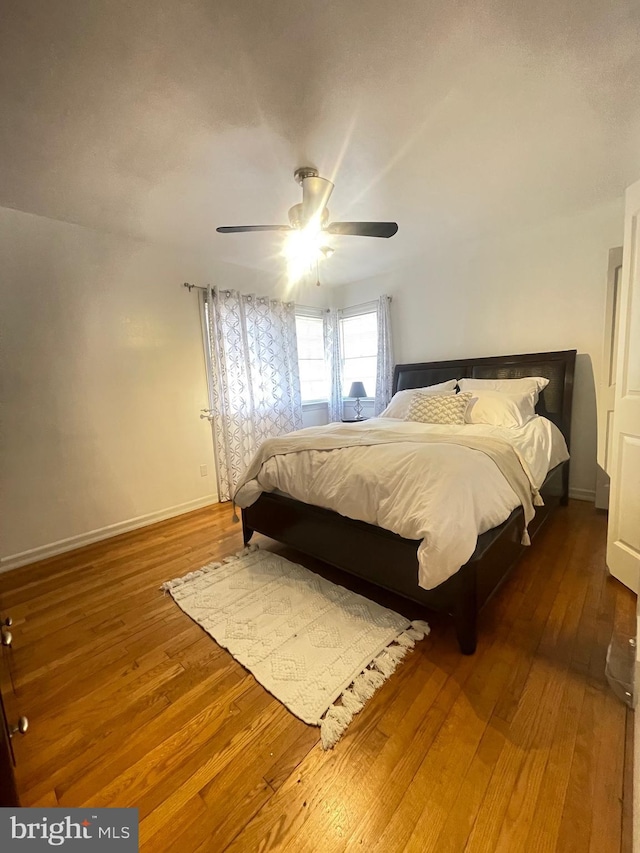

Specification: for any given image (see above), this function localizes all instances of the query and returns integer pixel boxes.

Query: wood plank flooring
[0,500,634,852]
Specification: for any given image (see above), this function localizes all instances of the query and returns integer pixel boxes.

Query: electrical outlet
[200,464,208,477]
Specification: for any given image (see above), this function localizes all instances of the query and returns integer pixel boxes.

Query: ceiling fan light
[288,204,329,230]
[283,226,334,283]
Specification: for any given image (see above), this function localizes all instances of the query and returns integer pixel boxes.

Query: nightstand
[341,418,368,423]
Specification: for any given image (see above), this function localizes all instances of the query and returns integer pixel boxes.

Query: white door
[595,247,623,509]
[606,179,640,594]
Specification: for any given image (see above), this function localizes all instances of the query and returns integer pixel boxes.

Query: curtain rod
[183,283,392,305]
[341,296,392,308]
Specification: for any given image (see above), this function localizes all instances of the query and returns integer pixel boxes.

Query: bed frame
[242,349,576,654]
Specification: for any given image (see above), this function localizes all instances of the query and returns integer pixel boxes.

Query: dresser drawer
[0,624,14,699]
[0,606,20,806]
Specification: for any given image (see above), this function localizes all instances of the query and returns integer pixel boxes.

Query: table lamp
[348,381,367,420]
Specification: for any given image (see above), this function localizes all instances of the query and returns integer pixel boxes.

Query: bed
[239,349,576,654]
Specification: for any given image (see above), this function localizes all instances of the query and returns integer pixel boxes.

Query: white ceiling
[1,0,639,286]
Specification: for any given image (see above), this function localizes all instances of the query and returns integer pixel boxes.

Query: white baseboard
[0,495,219,574]
[568,487,596,502]
[0,484,598,574]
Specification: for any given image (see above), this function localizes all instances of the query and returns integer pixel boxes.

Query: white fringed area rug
[162,546,430,749]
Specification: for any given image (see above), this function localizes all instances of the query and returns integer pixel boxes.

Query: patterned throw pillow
[405,392,472,425]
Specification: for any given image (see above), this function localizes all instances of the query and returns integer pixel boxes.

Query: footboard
[242,462,567,654]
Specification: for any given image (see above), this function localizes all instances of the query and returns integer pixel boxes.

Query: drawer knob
[10,716,28,737]
[3,617,12,627]
[1,627,12,647]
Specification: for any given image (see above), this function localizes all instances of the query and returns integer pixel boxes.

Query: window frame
[339,301,378,401]
[295,306,329,405]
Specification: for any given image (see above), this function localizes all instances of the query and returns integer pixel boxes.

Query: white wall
[0,207,328,569]
[1,196,620,568]
[332,199,624,499]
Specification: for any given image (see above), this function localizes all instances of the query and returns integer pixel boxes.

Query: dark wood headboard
[393,350,577,448]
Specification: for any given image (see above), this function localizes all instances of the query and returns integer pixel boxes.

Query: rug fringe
[321,705,354,749]
[410,619,431,637]
[320,619,431,750]
[160,543,259,592]
[395,631,415,649]
[340,688,364,715]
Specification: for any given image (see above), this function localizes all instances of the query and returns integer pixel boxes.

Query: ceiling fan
[216,167,398,240]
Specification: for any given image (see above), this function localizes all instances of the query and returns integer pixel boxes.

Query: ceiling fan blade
[327,222,398,238]
[302,176,334,223]
[216,225,292,233]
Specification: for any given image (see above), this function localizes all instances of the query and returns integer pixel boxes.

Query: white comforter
[234,416,569,590]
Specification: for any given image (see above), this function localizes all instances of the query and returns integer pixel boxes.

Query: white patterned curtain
[374,294,394,415]
[324,308,344,422]
[205,287,303,501]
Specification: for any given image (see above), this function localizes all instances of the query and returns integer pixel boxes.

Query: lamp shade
[349,381,367,398]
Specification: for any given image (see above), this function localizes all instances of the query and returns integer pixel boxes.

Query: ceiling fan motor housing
[294,167,319,184]
[290,169,335,228]
[288,203,329,230]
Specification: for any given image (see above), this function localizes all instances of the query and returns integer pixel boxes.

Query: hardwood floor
[0,500,634,852]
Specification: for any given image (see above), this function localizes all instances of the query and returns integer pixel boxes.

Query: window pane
[296,316,324,359]
[303,379,328,400]
[340,311,377,397]
[300,360,327,381]
[341,313,378,358]
[295,314,328,401]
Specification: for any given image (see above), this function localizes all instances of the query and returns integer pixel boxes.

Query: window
[295,311,328,402]
[294,303,379,404]
[340,309,378,398]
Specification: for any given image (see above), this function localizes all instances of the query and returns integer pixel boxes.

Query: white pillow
[379,379,458,419]
[464,389,537,428]
[458,375,549,404]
